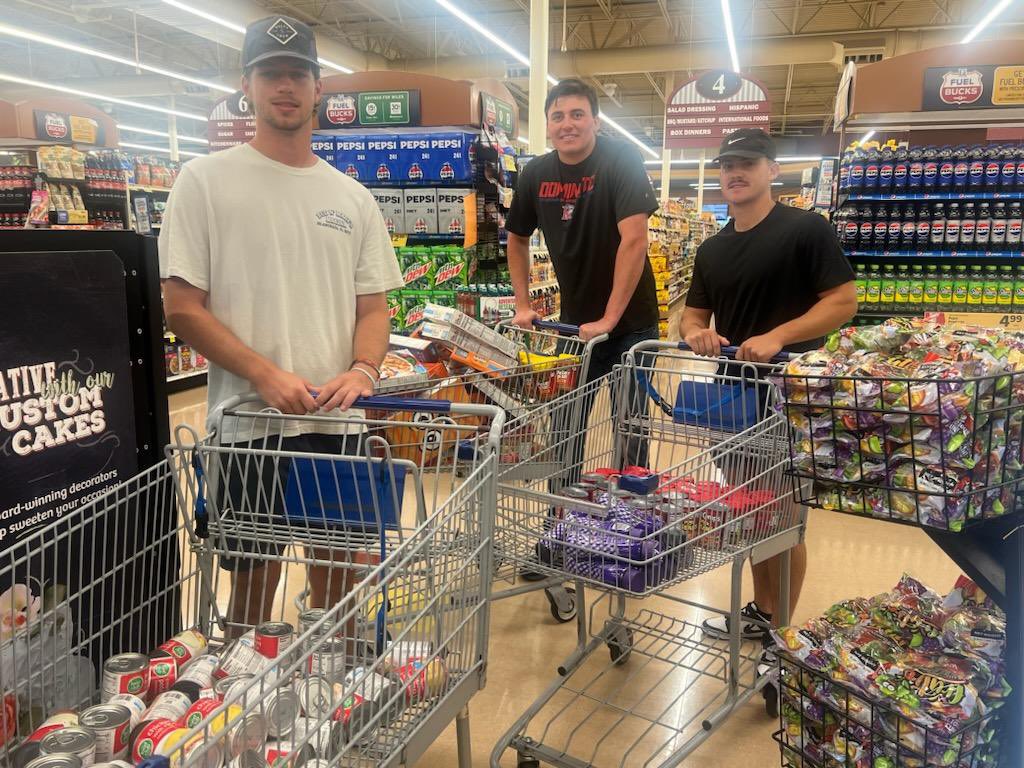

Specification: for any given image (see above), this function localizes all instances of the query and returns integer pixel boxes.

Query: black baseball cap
[715,128,777,162]
[242,16,319,70]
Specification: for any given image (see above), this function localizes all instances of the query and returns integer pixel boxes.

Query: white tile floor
[169,387,961,767]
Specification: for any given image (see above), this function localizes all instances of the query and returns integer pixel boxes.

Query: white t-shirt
[158,143,403,440]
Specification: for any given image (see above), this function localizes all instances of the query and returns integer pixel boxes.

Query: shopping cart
[491,341,805,767]
[0,394,503,768]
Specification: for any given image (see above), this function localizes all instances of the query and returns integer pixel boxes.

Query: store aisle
[169,391,961,767]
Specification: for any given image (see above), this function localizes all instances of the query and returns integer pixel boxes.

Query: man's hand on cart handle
[512,307,540,330]
[252,364,318,415]
[684,328,730,357]
[314,369,376,412]
[579,317,616,342]
[736,333,784,363]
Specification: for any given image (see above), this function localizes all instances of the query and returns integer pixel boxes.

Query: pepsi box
[426,132,475,184]
[311,135,335,165]
[402,188,439,234]
[333,134,372,182]
[437,188,472,235]
[365,135,402,185]
[369,188,404,235]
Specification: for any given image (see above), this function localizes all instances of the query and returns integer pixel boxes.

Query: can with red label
[156,629,208,670]
[392,657,449,703]
[130,720,189,763]
[103,654,150,701]
[105,695,146,730]
[79,705,131,762]
[146,656,178,699]
[264,740,316,768]
[14,713,79,768]
[180,698,226,730]
[254,622,294,660]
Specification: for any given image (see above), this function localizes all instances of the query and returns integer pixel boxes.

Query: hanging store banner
[317,90,421,129]
[664,70,771,150]
[0,251,137,549]
[207,91,256,151]
[32,110,105,146]
[923,65,1024,110]
[480,92,515,134]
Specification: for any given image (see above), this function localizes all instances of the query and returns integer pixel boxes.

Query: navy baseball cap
[715,128,777,162]
[243,16,319,70]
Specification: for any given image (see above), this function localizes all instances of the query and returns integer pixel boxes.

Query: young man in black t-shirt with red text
[681,129,856,665]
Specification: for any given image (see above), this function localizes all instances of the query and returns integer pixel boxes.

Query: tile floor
[169,387,961,767]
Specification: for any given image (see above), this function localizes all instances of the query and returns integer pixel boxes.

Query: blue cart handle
[676,342,793,364]
[532,319,581,335]
[355,395,452,413]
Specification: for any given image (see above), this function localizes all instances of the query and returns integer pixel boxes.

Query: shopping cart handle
[676,342,792,364]
[532,319,581,336]
[355,395,452,413]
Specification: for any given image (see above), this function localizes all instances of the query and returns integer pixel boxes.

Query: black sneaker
[702,601,771,640]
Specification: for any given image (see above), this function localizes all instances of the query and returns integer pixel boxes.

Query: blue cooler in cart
[283,457,404,531]
[672,379,766,433]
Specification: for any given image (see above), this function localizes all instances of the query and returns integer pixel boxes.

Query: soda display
[855,261,1024,315]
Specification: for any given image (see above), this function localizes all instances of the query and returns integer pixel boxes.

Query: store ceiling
[1,0,1022,154]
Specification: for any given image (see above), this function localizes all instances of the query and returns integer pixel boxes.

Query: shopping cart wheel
[545,586,577,623]
[762,681,779,718]
[607,625,634,665]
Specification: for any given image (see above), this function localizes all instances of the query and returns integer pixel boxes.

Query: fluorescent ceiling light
[158,0,354,73]
[0,23,234,94]
[721,0,741,73]
[0,72,207,121]
[961,0,1015,43]
[120,141,205,158]
[433,0,657,158]
[117,124,209,145]
[859,129,876,144]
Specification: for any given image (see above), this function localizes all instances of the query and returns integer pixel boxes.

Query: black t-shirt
[506,137,660,337]
[686,203,854,353]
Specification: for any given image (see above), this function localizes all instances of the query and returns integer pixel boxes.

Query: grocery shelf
[39,175,87,184]
[166,369,207,394]
[848,250,1024,258]
[529,279,558,291]
[844,191,1024,202]
[129,184,173,194]
[167,369,207,383]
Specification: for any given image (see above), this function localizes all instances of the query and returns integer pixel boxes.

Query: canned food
[79,705,131,762]
[217,639,271,680]
[288,719,335,759]
[181,699,235,730]
[382,641,434,672]
[26,712,79,743]
[262,689,303,739]
[177,655,218,689]
[254,622,294,660]
[214,675,254,699]
[157,629,208,670]
[292,677,338,720]
[392,658,449,703]
[228,712,268,758]
[181,734,223,768]
[197,688,219,701]
[580,472,609,489]
[39,727,96,767]
[147,656,178,698]
[106,695,146,729]
[227,749,265,768]
[303,760,330,768]
[131,720,189,763]
[306,640,347,684]
[24,756,83,768]
[144,691,193,725]
[91,762,133,768]
[264,741,316,768]
[297,609,326,636]
[103,653,150,700]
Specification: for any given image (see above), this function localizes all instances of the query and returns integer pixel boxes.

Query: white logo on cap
[267,18,298,45]
[727,135,745,145]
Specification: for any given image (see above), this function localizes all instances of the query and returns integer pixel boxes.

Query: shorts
[216,432,361,572]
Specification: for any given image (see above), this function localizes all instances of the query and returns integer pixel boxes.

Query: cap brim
[713,149,775,163]
[244,51,320,69]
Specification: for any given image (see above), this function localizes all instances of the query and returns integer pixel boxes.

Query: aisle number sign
[664,70,771,150]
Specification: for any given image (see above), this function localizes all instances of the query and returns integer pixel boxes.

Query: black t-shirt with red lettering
[506,137,660,337]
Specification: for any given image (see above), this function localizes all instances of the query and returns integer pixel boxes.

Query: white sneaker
[702,601,771,640]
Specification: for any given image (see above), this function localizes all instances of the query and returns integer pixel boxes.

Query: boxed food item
[419,321,518,371]
[378,350,429,391]
[421,303,520,359]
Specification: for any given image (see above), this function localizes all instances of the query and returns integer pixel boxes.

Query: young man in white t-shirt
[159,15,403,633]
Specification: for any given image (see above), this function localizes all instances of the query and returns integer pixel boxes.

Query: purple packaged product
[334,134,371,181]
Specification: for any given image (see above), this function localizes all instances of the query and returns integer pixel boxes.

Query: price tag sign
[390,234,408,247]
[943,312,1024,330]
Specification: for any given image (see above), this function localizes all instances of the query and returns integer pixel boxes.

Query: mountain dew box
[403,189,439,234]
[387,291,403,328]
[365,135,401,184]
[432,247,473,288]
[311,136,335,165]
[437,188,472,235]
[370,189,405,235]
[430,289,457,309]
[333,134,371,181]
[401,247,435,288]
[401,291,430,330]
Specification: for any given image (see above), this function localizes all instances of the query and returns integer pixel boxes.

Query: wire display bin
[491,341,804,767]
[0,394,504,768]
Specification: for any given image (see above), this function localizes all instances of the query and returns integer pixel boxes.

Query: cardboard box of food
[421,303,519,359]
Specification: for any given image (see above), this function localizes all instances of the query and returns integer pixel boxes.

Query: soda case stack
[838,141,1024,196]
[11,620,452,768]
[855,262,1024,316]
[0,158,38,225]
[388,245,476,332]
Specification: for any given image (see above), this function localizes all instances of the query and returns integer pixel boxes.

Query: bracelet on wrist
[351,357,381,377]
[350,366,376,387]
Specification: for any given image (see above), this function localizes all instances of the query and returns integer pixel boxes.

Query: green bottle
[855,264,867,306]
[983,265,999,307]
[923,265,939,310]
[1015,266,1024,309]
[938,265,954,310]
[967,265,985,307]
[866,265,882,307]
[952,265,970,307]
[894,264,911,311]
[879,264,897,313]
[909,264,925,309]
[998,265,1014,307]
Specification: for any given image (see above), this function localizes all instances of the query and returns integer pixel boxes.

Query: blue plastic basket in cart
[283,457,404,531]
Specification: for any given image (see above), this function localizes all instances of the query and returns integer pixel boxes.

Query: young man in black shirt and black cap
[682,128,856,653]
[506,78,660,469]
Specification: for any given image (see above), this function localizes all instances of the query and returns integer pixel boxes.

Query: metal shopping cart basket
[491,341,805,767]
[0,394,503,768]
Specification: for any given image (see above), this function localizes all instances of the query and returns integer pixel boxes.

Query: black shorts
[216,433,361,572]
